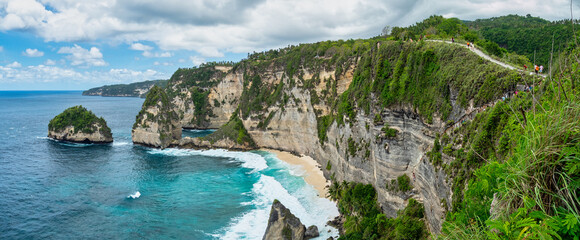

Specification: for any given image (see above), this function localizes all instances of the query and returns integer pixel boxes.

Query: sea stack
[48,105,113,143]
[263,199,319,240]
[132,85,181,149]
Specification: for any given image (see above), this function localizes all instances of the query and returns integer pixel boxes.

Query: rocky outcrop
[48,125,113,143]
[263,200,307,240]
[132,86,181,149]
[48,105,113,143]
[304,225,319,239]
[178,136,255,151]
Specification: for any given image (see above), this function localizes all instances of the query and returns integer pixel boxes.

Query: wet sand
[263,149,329,198]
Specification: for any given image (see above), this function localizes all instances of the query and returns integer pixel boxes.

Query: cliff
[48,105,113,143]
[131,39,537,234]
[132,85,181,149]
[83,80,168,98]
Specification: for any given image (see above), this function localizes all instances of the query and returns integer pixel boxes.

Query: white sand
[263,149,329,198]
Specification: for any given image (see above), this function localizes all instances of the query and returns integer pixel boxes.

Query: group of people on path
[523,64,543,74]
[451,37,475,50]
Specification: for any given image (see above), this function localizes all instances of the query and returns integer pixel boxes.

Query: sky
[0,0,578,90]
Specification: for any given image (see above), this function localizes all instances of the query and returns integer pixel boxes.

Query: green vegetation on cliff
[165,63,231,127]
[333,40,525,128]
[327,182,428,239]
[133,85,179,140]
[438,47,580,239]
[202,114,256,148]
[49,105,112,137]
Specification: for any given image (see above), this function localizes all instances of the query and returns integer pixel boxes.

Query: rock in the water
[305,225,319,239]
[48,105,113,143]
[132,86,181,149]
[263,199,306,240]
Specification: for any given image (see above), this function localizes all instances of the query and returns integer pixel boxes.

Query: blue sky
[0,0,578,90]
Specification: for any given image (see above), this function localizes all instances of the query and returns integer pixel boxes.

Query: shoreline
[262,148,329,198]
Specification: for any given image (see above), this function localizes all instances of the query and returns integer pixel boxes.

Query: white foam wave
[113,141,131,147]
[148,148,268,172]
[127,191,141,199]
[219,175,339,239]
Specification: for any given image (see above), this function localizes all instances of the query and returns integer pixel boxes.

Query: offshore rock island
[128,15,580,239]
[48,105,113,143]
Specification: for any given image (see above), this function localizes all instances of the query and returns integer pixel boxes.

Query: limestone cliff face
[263,200,306,240]
[132,86,181,149]
[48,124,113,143]
[134,40,531,234]
[243,85,451,233]
[166,66,243,129]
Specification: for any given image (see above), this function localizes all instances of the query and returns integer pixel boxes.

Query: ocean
[0,91,339,239]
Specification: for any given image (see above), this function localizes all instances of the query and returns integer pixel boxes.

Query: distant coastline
[82,80,168,98]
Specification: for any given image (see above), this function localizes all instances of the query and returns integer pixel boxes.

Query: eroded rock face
[132,86,181,149]
[166,66,243,129]
[263,200,306,240]
[48,125,113,143]
[48,105,113,144]
[178,136,255,151]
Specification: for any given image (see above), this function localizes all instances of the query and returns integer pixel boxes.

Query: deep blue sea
[0,91,338,239]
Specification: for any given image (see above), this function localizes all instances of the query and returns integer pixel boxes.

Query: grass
[440,52,580,239]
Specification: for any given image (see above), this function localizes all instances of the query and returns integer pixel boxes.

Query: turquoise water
[0,91,338,239]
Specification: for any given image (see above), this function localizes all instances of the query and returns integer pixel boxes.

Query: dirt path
[424,39,545,134]
[427,39,547,77]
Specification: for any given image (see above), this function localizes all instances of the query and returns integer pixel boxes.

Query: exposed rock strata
[48,125,113,143]
[263,200,307,240]
[178,137,254,151]
[132,86,181,149]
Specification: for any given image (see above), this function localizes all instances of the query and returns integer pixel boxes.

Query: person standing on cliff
[452,37,454,43]
[540,65,544,73]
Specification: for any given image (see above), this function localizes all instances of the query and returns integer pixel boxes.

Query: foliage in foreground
[439,55,580,239]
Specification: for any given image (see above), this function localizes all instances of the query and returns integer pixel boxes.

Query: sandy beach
[263,149,329,198]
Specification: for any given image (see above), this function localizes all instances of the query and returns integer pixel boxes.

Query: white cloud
[0,0,578,58]
[0,64,168,86]
[57,44,107,67]
[108,68,162,81]
[142,51,173,58]
[153,61,173,66]
[131,43,173,57]
[0,0,52,31]
[190,56,205,66]
[0,46,3,52]
[130,43,153,51]
[45,59,56,65]
[6,62,22,68]
[23,48,44,57]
